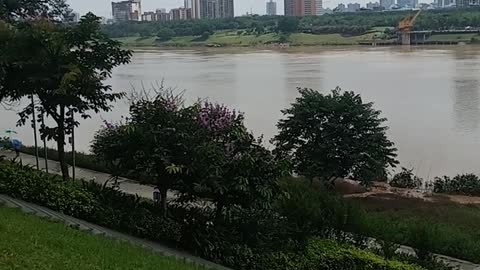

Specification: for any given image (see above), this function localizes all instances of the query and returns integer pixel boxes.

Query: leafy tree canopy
[0,0,70,22]
[0,13,132,179]
[272,87,398,184]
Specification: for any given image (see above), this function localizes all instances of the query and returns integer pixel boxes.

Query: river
[1,46,480,179]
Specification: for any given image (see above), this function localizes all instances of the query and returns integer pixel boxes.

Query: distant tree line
[102,8,480,39]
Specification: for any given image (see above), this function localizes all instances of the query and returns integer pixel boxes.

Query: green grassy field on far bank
[428,33,479,42]
[114,29,386,47]
[0,207,205,270]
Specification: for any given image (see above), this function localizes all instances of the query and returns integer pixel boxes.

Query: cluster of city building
[112,0,234,22]
[281,0,479,15]
[110,0,480,23]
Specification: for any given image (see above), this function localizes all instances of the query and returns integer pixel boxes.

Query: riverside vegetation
[102,9,480,47]
[1,1,480,269]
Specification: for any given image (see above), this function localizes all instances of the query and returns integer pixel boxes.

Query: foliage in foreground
[0,160,426,270]
[91,91,287,217]
[0,12,131,180]
[0,207,206,270]
[272,87,398,185]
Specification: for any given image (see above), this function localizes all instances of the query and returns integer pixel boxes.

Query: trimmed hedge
[257,240,424,270]
[303,240,423,270]
[0,160,425,270]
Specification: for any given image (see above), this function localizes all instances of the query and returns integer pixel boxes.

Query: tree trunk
[57,106,69,181]
[159,187,168,218]
[215,201,224,222]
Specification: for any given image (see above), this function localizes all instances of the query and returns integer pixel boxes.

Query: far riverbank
[115,30,480,48]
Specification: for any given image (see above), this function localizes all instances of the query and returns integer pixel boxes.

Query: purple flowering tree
[92,90,197,215]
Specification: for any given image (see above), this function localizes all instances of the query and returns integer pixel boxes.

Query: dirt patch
[344,181,480,205]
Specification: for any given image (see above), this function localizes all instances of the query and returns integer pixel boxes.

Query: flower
[198,102,238,132]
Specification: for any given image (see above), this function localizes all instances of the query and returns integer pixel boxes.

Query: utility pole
[71,109,76,181]
[30,95,39,169]
[41,113,49,173]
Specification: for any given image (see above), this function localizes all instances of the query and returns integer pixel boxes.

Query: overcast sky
[67,0,287,18]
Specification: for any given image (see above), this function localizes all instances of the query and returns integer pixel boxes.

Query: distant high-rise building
[191,0,233,19]
[346,2,360,11]
[141,11,155,21]
[334,3,346,12]
[366,2,380,8]
[266,0,277,15]
[156,9,170,21]
[112,0,141,22]
[457,0,479,7]
[170,7,192,20]
[284,0,316,16]
[218,0,234,18]
[379,0,395,9]
[284,0,294,15]
[184,0,192,8]
[315,0,323,15]
[397,0,418,7]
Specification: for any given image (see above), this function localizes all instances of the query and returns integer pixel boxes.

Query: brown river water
[2,46,480,179]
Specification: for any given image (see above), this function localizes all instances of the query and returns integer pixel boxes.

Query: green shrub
[278,179,367,245]
[302,239,425,270]
[256,240,425,270]
[0,161,429,270]
[433,174,480,196]
[0,161,95,218]
[390,168,423,189]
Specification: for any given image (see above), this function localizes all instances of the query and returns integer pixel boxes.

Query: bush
[390,168,423,189]
[433,174,480,196]
[0,161,428,270]
[261,239,425,270]
[0,161,95,219]
[303,239,424,270]
[278,179,366,243]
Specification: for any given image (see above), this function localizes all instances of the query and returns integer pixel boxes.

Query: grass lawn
[113,36,158,47]
[0,207,206,270]
[428,33,478,42]
[288,32,381,46]
[205,32,279,46]
[353,194,480,263]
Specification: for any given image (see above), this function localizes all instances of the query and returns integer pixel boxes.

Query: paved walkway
[0,150,169,200]
[1,150,480,270]
[0,194,231,270]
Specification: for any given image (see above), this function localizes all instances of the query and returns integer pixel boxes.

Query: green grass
[205,31,279,46]
[0,207,205,270]
[288,32,381,46]
[115,28,386,47]
[427,33,478,42]
[353,195,480,263]
[113,36,158,47]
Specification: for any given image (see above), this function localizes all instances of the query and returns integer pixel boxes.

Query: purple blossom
[198,102,238,132]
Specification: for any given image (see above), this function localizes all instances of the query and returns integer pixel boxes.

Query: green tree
[0,13,131,180]
[93,93,287,218]
[0,0,70,22]
[157,27,175,41]
[178,102,287,219]
[277,16,300,33]
[272,87,398,185]
[92,91,198,215]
